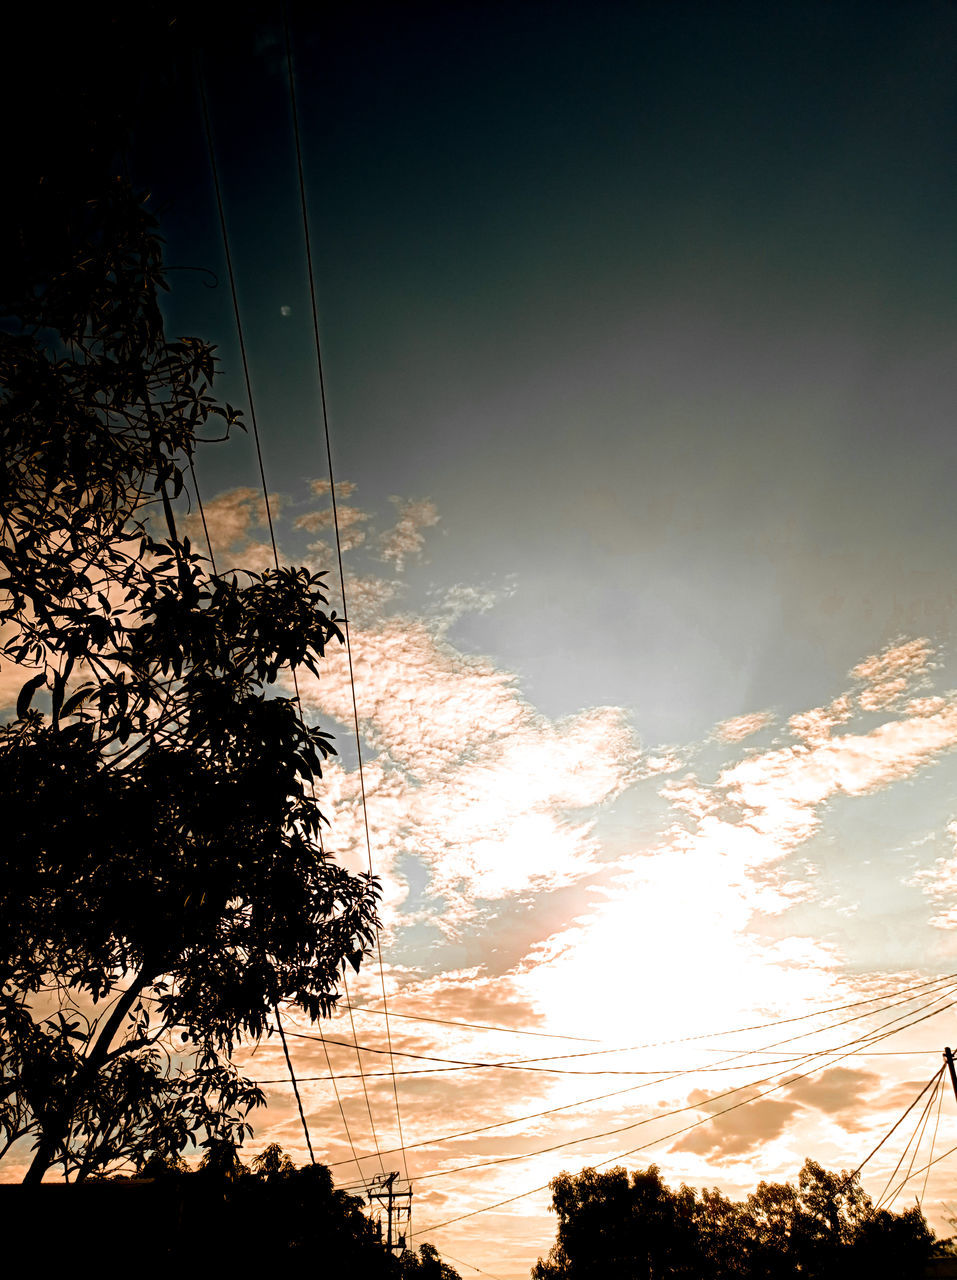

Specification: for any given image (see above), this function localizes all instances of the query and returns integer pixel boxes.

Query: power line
[894,1073,942,1209]
[438,1248,510,1280]
[247,1046,942,1085]
[920,1066,946,1206]
[250,1049,884,1087]
[881,1137,957,1211]
[416,992,957,1232]
[320,970,957,1061]
[281,3,408,1185]
[851,1066,944,1184]
[413,1000,956,1188]
[196,66,279,567]
[312,1018,368,1184]
[341,1004,600,1042]
[196,54,362,1180]
[276,1010,316,1166]
[281,977,957,1074]
[873,1071,946,1211]
[263,983,957,1179]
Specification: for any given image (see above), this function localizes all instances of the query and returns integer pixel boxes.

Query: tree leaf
[16,672,46,719]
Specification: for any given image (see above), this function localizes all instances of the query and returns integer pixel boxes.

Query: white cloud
[378,498,440,570]
[788,696,853,747]
[715,711,774,743]
[295,503,369,551]
[850,637,936,712]
[298,618,642,921]
[185,486,283,560]
[910,820,957,929]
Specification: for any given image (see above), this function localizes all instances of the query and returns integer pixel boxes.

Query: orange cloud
[715,711,774,743]
[850,637,936,712]
[378,498,440,570]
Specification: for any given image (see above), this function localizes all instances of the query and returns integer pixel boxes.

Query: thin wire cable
[341,1005,600,1042]
[883,1140,957,1206]
[338,970,957,1057]
[282,979,957,1074]
[268,985,957,1179]
[417,996,957,1231]
[187,457,217,572]
[251,1048,875,1087]
[417,973,957,1068]
[341,973,386,1174]
[920,1068,946,1206]
[246,1046,944,1086]
[184,416,321,1169]
[413,1012,955,1188]
[196,67,279,567]
[851,1066,945,1184]
[314,1019,368,1184]
[894,1072,942,1210]
[276,1010,316,1165]
[340,971,957,1065]
[874,1080,942,1210]
[281,3,408,1184]
[872,1067,945,1212]
[438,1249,509,1280]
[197,60,371,1177]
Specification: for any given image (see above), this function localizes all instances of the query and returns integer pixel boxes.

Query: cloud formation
[671,1094,800,1159]
[715,712,774,743]
[299,618,642,916]
[910,820,957,929]
[82,483,957,1236]
[378,498,440,570]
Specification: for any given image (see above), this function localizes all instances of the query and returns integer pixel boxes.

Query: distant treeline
[532,1159,952,1279]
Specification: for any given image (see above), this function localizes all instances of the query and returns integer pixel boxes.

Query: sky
[14,1,957,1275]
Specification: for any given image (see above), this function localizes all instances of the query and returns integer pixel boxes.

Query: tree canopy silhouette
[0,177,379,1182]
[532,1159,940,1280]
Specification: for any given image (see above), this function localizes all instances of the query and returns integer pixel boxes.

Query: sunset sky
[20,2,957,1275]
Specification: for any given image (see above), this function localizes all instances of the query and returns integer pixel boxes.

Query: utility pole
[366,1171,413,1253]
[944,1047,957,1104]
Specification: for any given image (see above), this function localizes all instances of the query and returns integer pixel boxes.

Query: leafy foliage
[532,1159,937,1280]
[0,180,379,1181]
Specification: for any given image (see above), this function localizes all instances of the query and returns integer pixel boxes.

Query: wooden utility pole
[944,1047,957,1104]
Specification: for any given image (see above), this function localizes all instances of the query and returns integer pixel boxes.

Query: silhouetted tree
[533,1164,702,1279]
[0,178,379,1181]
[533,1159,937,1279]
[398,1241,462,1279]
[106,1144,461,1275]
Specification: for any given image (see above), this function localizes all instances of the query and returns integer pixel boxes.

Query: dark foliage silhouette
[532,1159,939,1279]
[0,174,379,1181]
[87,1144,460,1275]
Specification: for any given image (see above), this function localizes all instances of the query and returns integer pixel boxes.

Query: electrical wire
[186,457,217,573]
[851,1066,946,1183]
[250,1049,881,1087]
[413,1005,955,1188]
[896,1073,943,1208]
[259,982,957,1181]
[437,1248,509,1280]
[196,54,354,1178]
[340,1004,600,1042]
[881,1139,957,1210]
[416,993,957,1233]
[281,977,957,1075]
[920,1066,946,1206]
[276,1010,316,1166]
[874,1075,944,1210]
[281,2,408,1185]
